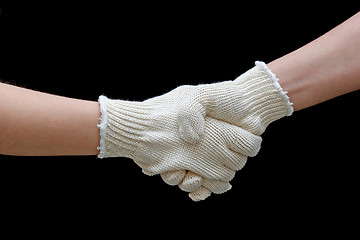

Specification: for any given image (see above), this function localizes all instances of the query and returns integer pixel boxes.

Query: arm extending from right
[98,11,360,201]
[269,11,360,111]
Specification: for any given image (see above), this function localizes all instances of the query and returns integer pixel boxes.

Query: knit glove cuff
[97,97,150,159]
[230,61,293,134]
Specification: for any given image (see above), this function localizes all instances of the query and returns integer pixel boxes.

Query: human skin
[0,12,359,156]
[268,11,360,111]
[0,83,100,156]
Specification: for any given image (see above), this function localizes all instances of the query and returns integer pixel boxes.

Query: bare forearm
[268,12,360,111]
[0,82,100,156]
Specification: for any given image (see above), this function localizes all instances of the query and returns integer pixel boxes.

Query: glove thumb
[177,95,208,144]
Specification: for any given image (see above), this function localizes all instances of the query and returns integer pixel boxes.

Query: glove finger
[202,179,232,194]
[224,125,262,157]
[179,171,203,192]
[160,170,186,186]
[188,186,212,202]
[221,149,248,171]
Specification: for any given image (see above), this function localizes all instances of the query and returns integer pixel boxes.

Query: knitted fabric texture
[97,61,293,201]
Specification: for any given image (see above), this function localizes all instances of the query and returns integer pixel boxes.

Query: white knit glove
[97,61,293,201]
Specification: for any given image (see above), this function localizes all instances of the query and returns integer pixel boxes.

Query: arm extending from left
[0,82,100,156]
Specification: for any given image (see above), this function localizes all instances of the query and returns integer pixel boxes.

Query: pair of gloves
[97,61,293,201]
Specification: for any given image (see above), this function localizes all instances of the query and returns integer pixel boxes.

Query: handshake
[97,61,293,201]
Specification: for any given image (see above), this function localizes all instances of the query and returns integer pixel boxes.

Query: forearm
[0,82,100,156]
[268,12,360,111]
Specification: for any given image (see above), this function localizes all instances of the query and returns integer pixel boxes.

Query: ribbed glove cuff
[97,96,150,158]
[232,61,293,134]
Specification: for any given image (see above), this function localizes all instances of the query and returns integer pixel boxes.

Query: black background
[0,3,359,235]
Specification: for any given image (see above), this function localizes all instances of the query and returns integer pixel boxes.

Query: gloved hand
[160,61,294,200]
[97,61,293,201]
[97,89,262,186]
